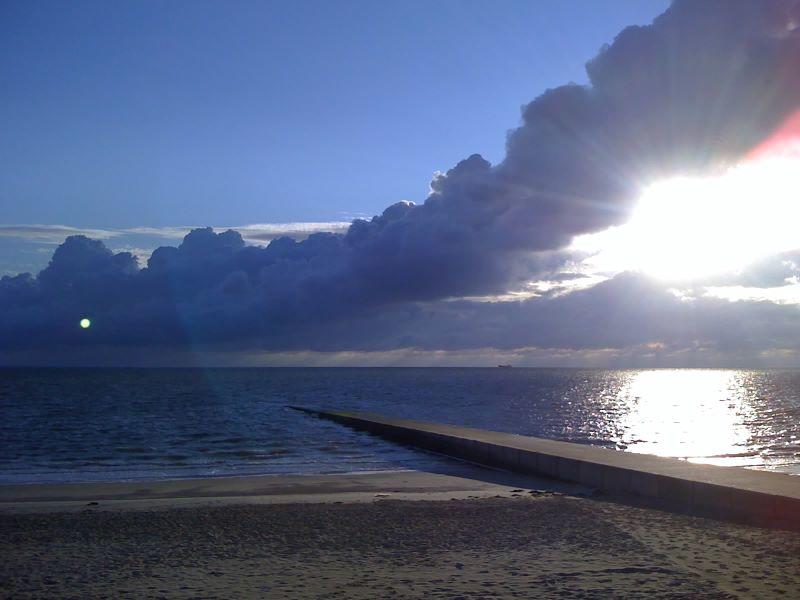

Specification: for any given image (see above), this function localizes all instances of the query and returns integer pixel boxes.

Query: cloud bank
[2,0,799,364]
[0,222,351,247]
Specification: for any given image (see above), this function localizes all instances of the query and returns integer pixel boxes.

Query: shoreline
[1,454,796,491]
[0,464,586,514]
[0,467,422,489]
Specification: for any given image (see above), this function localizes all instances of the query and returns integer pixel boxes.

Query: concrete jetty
[294,407,800,529]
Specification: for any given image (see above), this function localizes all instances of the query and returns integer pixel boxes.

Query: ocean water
[1,368,799,484]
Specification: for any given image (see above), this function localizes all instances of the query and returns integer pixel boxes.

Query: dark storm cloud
[2,0,799,358]
[255,272,800,359]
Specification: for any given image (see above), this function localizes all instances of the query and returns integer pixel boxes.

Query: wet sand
[2,469,800,598]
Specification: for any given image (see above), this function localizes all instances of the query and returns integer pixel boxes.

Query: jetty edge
[291,407,800,530]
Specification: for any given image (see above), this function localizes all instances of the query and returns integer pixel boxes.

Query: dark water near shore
[1,368,799,484]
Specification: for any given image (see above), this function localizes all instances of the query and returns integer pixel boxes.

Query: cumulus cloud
[0,221,352,277]
[1,0,799,362]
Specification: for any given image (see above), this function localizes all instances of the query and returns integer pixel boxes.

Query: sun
[627,158,800,280]
[574,156,800,281]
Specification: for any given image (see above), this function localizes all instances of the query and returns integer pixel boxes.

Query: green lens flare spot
[80,318,91,329]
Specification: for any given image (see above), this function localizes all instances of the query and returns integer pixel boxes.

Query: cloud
[0,221,352,276]
[242,271,800,361]
[711,252,800,288]
[0,222,351,244]
[2,0,799,363]
[229,222,352,243]
[122,222,352,244]
[5,270,800,366]
[0,225,122,242]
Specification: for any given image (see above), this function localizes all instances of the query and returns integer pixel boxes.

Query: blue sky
[2,0,666,232]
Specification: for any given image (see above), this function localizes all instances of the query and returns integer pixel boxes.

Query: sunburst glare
[574,156,800,281]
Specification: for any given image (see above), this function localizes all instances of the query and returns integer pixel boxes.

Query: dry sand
[1,469,800,599]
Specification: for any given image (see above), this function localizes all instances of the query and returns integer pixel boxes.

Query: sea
[1,368,799,484]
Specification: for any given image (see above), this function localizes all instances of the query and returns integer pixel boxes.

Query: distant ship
[497,364,513,368]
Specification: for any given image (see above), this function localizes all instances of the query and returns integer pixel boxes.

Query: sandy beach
[2,468,800,599]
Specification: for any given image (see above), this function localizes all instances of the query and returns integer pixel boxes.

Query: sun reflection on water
[615,369,758,467]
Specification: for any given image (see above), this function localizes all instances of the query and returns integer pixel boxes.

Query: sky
[1,1,665,227]
[2,0,800,367]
